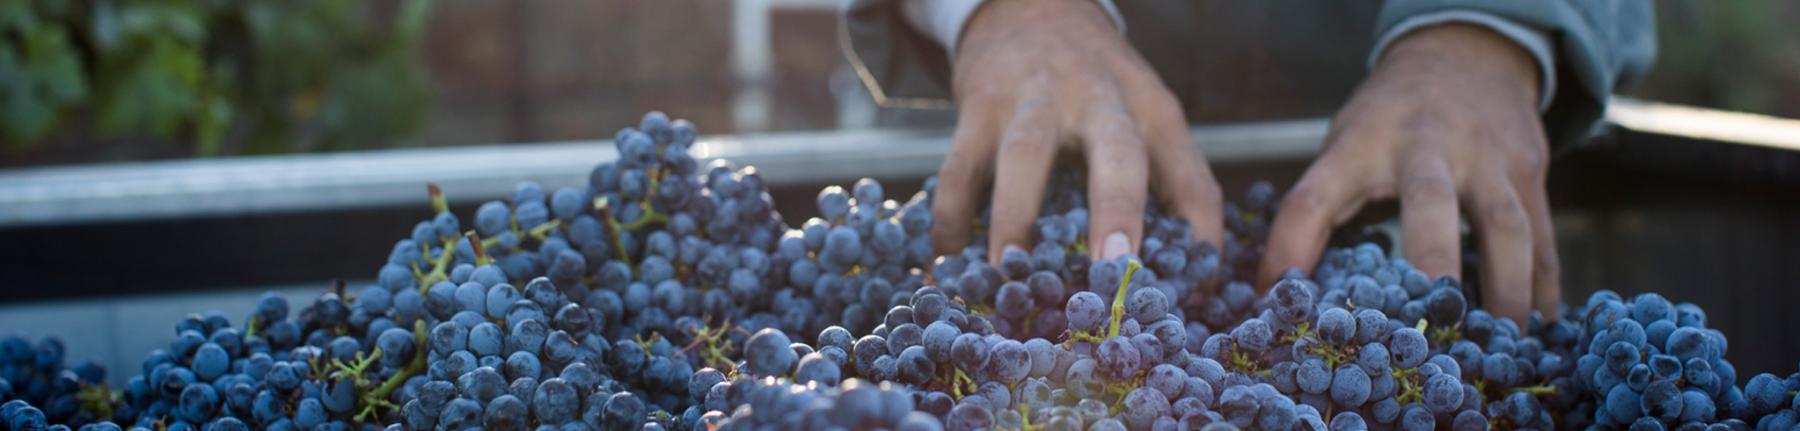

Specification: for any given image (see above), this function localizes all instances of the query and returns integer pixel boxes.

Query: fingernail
[1101,232,1131,260]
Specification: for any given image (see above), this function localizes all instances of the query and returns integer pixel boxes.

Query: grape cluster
[1564,289,1778,429]
[696,377,935,430]
[1,335,111,430]
[771,178,934,339]
[7,110,1800,431]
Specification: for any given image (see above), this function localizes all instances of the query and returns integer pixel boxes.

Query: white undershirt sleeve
[901,0,1126,59]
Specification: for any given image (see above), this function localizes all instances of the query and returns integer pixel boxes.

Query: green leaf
[395,0,430,46]
[0,49,58,144]
[0,14,87,146]
[24,25,87,103]
[0,0,34,32]
[95,35,202,138]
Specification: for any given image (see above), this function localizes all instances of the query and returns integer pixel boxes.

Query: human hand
[1259,24,1559,326]
[931,0,1223,267]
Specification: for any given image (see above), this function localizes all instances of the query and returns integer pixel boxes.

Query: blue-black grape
[12,111,1800,431]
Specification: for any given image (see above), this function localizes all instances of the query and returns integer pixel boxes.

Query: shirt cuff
[1368,10,1558,113]
[901,0,1126,59]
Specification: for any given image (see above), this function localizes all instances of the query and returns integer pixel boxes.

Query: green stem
[595,197,633,268]
[618,207,669,231]
[466,232,490,267]
[1065,330,1104,346]
[427,183,448,214]
[75,385,117,420]
[526,219,564,240]
[333,350,383,385]
[951,368,974,400]
[478,219,565,252]
[1019,403,1037,431]
[1106,259,1142,339]
[356,320,429,423]
[414,237,456,293]
[1512,384,1557,397]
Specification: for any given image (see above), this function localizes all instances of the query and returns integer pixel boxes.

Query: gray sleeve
[1374,0,1657,145]
[840,0,958,109]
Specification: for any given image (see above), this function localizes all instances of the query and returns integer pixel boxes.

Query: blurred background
[1,0,1798,385]
[4,0,1798,166]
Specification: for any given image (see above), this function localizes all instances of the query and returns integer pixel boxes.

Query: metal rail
[9,97,1790,230]
[0,119,1329,228]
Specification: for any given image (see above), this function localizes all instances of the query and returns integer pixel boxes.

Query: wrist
[1378,24,1541,106]
[957,0,1118,59]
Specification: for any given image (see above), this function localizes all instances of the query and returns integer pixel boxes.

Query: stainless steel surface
[0,119,1330,228]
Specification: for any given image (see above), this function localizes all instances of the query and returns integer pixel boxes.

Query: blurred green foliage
[0,0,430,156]
[1631,0,1800,118]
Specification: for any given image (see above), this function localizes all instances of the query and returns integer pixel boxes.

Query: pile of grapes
[4,111,1800,431]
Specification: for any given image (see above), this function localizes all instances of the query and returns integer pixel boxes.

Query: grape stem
[1105,259,1143,339]
[412,237,457,293]
[1102,376,1142,416]
[331,349,383,386]
[244,317,260,338]
[1511,384,1556,397]
[1394,367,1424,405]
[634,333,662,362]
[952,368,975,400]
[466,231,490,266]
[1018,403,1039,431]
[594,197,635,270]
[74,385,117,420]
[677,320,738,373]
[427,183,448,214]
[355,319,428,423]
[1063,331,1104,346]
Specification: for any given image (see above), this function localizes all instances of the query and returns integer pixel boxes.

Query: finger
[985,108,1059,263]
[1519,174,1562,321]
[1467,174,1534,327]
[1136,91,1224,252]
[1398,155,1463,283]
[1258,152,1369,290]
[1081,104,1149,262]
[931,103,1000,256]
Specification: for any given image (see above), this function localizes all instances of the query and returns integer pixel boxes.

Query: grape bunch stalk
[5,111,1800,431]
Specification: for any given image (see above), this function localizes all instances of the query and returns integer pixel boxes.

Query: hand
[931,0,1223,266]
[1258,24,1559,326]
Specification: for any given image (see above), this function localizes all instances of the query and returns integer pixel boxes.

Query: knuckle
[1095,139,1148,166]
[1512,149,1549,185]
[1090,155,1146,180]
[988,195,1035,223]
[937,151,985,181]
[1534,242,1562,276]
[1280,184,1332,216]
[999,126,1055,153]
[1089,120,1139,146]
[1183,179,1224,207]
[930,197,966,221]
[1138,92,1185,128]
[1401,172,1455,199]
[954,82,1007,108]
[1479,197,1531,233]
[1401,108,1453,136]
[1090,192,1146,221]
